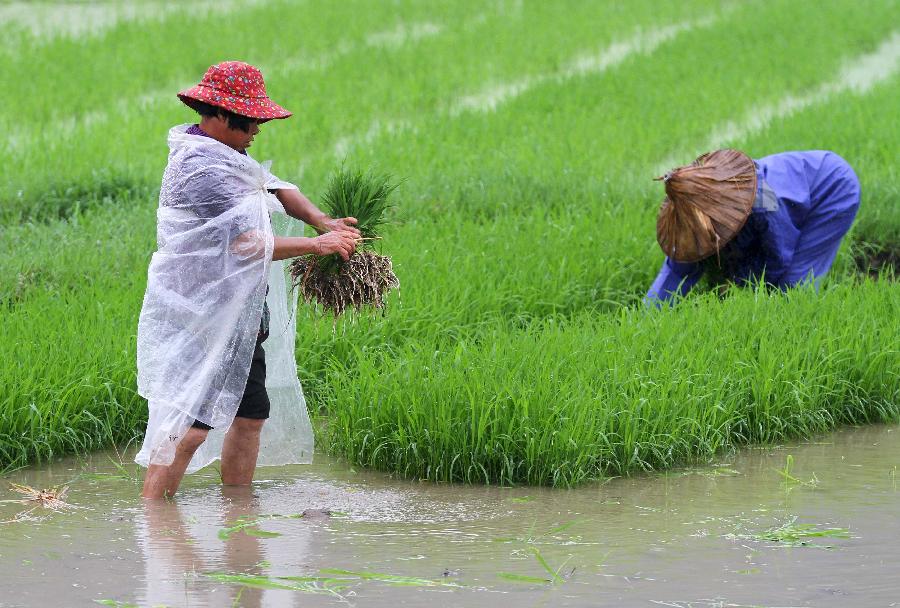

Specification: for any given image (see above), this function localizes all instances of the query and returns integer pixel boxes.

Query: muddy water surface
[1,425,899,607]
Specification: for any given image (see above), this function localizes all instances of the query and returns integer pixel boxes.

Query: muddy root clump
[289,251,399,317]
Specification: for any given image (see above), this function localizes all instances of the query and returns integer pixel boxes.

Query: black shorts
[192,335,270,431]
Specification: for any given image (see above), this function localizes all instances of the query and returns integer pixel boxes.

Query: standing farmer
[137,61,359,499]
[646,149,860,304]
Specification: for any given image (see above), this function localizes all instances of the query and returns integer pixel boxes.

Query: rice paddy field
[1,0,899,487]
[3,2,900,606]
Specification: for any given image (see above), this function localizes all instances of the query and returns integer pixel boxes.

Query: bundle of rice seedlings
[290,168,400,317]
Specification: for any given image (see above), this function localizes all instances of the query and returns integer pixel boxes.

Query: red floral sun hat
[177,61,291,122]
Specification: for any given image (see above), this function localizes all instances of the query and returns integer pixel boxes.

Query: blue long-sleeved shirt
[646,151,860,304]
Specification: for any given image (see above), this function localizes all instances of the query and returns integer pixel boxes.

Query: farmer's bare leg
[142,427,209,499]
[221,417,265,485]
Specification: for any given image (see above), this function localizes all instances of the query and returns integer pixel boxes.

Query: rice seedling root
[289,251,399,317]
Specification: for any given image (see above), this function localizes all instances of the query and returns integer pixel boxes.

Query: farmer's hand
[313,230,358,260]
[316,216,360,236]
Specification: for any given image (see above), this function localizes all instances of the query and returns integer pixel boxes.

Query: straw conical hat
[655,149,757,263]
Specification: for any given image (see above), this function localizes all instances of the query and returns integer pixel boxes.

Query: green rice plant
[0,0,727,222]
[509,495,535,503]
[319,167,399,243]
[218,519,282,541]
[69,455,141,485]
[774,455,819,490]
[496,572,553,584]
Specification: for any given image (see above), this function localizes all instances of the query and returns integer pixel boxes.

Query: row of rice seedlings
[0,204,150,470]
[2,138,896,473]
[321,282,900,485]
[0,0,714,221]
[5,0,898,225]
[2,0,692,125]
[0,194,656,471]
[306,1,900,214]
[0,183,896,472]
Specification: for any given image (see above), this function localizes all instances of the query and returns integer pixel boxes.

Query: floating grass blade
[497,572,553,584]
[509,495,535,503]
[758,519,851,547]
[496,548,571,585]
[529,547,567,583]
[318,568,461,588]
[728,517,851,548]
[217,513,305,540]
[206,573,347,595]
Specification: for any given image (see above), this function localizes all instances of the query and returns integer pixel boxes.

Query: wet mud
[854,241,899,278]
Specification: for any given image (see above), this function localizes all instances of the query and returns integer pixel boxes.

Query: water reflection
[1,425,898,607]
[137,486,310,607]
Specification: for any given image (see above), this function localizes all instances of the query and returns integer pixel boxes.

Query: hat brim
[655,149,757,263]
[178,84,292,122]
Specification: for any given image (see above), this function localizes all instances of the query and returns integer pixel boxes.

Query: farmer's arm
[231,229,358,262]
[274,188,360,236]
[644,258,703,306]
[272,232,358,261]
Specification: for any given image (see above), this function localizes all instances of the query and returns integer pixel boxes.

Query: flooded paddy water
[1,424,898,608]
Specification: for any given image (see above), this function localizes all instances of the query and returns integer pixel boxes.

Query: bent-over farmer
[136,61,359,499]
[646,149,860,304]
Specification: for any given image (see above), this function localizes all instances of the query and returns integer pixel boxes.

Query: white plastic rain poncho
[135,124,313,473]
